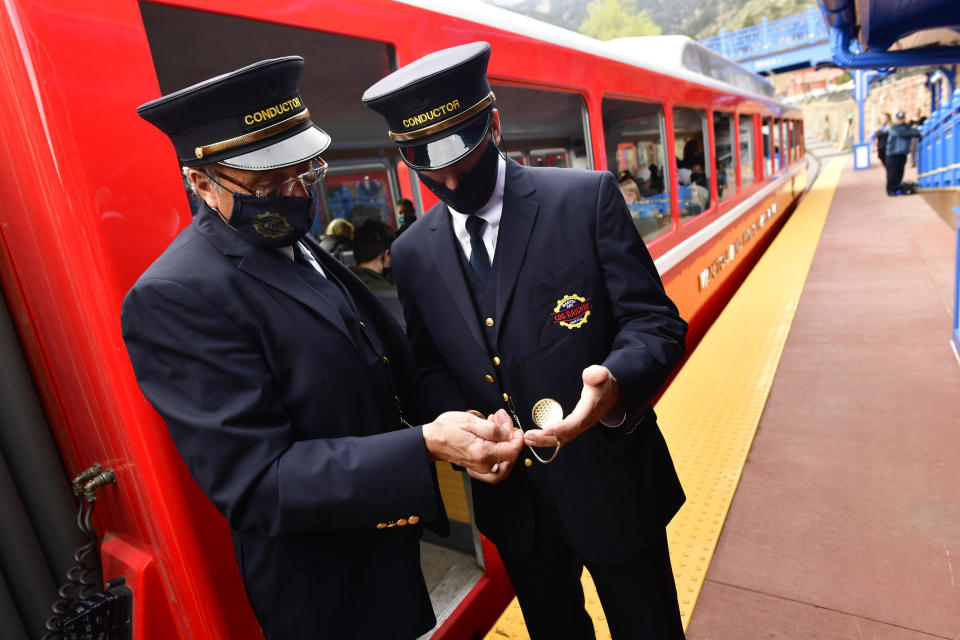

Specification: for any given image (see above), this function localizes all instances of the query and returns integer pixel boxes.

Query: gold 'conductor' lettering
[401,99,461,129]
[243,96,303,127]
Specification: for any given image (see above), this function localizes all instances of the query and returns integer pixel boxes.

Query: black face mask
[205,191,316,248]
[417,140,500,215]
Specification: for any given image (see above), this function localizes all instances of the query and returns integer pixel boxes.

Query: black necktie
[465,215,491,285]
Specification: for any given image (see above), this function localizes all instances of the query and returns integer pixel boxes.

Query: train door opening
[138,4,486,632]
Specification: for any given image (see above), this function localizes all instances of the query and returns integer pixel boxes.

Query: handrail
[917,88,960,195]
[700,6,828,62]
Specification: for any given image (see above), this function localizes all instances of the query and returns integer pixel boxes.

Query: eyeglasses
[213,157,328,198]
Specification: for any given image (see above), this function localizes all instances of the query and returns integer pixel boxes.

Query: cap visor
[400,115,490,170]
[220,126,332,171]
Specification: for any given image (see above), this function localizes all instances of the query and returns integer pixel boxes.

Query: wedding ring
[466,409,485,419]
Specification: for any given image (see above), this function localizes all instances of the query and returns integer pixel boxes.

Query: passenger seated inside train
[349,219,396,290]
[619,170,666,237]
[318,218,354,262]
[648,164,665,194]
[678,167,709,217]
[635,166,659,197]
[618,171,642,204]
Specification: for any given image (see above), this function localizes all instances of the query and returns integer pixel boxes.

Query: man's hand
[523,365,622,448]
[423,408,523,474]
[466,411,523,484]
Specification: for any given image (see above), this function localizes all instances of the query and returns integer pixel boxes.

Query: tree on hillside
[579,0,662,40]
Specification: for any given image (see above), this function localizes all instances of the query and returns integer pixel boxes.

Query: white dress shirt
[277,242,326,277]
[448,155,506,262]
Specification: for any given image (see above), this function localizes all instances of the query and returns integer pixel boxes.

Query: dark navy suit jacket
[391,160,687,567]
[121,209,445,639]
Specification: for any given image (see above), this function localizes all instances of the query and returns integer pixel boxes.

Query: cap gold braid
[194,109,311,160]
[388,91,495,143]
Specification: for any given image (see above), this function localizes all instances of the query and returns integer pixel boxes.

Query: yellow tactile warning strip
[483,157,845,639]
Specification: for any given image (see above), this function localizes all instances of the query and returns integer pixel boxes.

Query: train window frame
[786,120,793,163]
[672,104,713,224]
[489,81,593,170]
[600,95,675,244]
[507,150,528,165]
[711,109,738,204]
[762,115,774,178]
[528,147,570,168]
[318,160,402,232]
[737,113,757,191]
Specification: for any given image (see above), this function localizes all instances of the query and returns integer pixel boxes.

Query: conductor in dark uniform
[121,57,522,640]
[363,43,689,639]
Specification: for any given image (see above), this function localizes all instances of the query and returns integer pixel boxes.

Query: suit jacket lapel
[193,210,355,346]
[493,160,539,341]
[427,206,486,352]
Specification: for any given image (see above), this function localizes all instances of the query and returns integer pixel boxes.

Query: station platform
[485,149,960,639]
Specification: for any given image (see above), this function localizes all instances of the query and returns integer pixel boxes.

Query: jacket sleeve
[594,171,689,415]
[121,278,444,537]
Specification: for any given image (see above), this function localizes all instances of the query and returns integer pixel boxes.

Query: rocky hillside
[485,0,815,40]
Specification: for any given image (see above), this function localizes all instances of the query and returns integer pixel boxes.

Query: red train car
[0,1,805,638]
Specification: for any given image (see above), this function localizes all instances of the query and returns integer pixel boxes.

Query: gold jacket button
[387,522,397,528]
[492,356,501,366]
[376,523,386,529]
[382,355,390,364]
[408,515,420,524]
[502,393,510,402]
[359,321,366,329]
[485,374,495,383]
[396,518,408,527]
[485,317,494,327]
[524,458,533,467]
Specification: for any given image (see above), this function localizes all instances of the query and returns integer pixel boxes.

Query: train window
[787,121,793,161]
[673,106,711,219]
[739,115,756,189]
[319,162,399,235]
[139,4,405,233]
[601,98,672,242]
[493,84,591,169]
[789,120,797,161]
[762,116,773,177]
[712,111,737,203]
[772,118,782,171]
[507,151,528,165]
[529,148,569,168]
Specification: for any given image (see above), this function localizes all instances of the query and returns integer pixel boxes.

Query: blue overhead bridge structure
[699,6,832,74]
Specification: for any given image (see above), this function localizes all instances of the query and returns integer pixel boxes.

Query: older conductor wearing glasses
[121,56,522,640]
[363,42,689,639]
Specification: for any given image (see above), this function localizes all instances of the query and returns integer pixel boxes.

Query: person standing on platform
[885,110,922,196]
[871,112,891,168]
[122,56,523,640]
[363,42,689,640]
[909,108,927,167]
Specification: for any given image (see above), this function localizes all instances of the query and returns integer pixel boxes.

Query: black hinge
[55,576,132,640]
